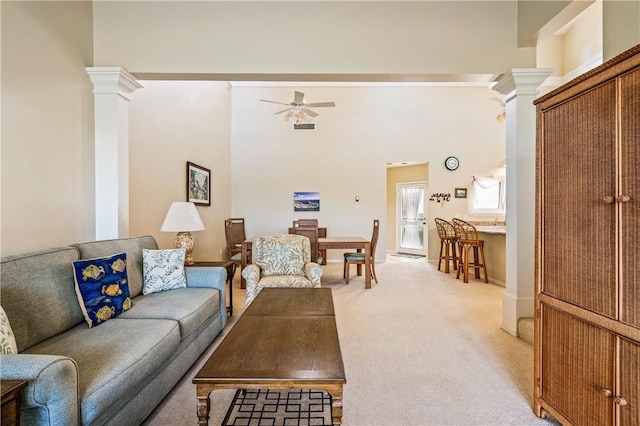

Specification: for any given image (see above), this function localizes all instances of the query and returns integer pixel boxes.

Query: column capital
[86,67,143,100]
[491,68,555,100]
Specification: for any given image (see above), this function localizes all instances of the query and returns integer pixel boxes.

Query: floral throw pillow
[142,248,187,295]
[0,306,18,354]
[72,252,131,328]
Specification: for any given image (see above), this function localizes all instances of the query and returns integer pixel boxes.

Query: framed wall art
[187,162,211,206]
[293,192,320,212]
[455,187,468,198]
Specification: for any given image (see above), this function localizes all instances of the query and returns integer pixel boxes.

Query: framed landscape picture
[294,192,320,212]
[187,162,211,206]
[455,187,468,198]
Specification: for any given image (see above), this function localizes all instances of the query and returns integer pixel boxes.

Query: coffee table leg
[329,388,344,425]
[196,391,211,425]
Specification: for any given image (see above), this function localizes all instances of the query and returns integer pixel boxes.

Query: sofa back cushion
[74,236,158,298]
[1,247,83,352]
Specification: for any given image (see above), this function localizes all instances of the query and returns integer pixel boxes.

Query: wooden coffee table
[193,288,346,425]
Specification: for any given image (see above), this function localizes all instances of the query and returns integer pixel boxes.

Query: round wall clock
[444,156,460,171]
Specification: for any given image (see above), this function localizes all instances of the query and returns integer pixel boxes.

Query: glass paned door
[397,182,426,256]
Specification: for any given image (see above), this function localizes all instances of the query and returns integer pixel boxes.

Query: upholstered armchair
[241,234,322,306]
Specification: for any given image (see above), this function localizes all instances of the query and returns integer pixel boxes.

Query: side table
[187,261,235,316]
[1,380,27,426]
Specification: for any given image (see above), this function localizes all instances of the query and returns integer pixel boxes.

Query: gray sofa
[0,235,227,426]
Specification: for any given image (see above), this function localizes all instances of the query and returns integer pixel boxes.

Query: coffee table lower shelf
[195,381,343,426]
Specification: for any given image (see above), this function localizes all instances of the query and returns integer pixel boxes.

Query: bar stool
[435,218,458,273]
[452,218,488,283]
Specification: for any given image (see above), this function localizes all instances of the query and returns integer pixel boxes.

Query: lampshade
[161,202,205,232]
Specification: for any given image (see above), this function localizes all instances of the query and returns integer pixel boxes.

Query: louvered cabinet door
[540,305,615,425]
[620,67,640,329]
[539,82,617,319]
[618,337,640,425]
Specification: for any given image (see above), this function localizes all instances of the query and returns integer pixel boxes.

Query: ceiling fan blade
[260,99,290,106]
[302,108,319,117]
[294,91,305,105]
[305,102,335,108]
[274,108,293,115]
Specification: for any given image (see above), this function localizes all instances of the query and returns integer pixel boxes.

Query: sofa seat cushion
[255,275,315,288]
[118,288,220,341]
[24,318,180,425]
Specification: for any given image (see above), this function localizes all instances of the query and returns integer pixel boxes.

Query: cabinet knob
[601,388,613,397]
[602,196,616,204]
[617,195,631,203]
[615,396,628,406]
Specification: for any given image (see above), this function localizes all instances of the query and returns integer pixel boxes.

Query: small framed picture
[186,162,211,206]
[293,192,320,212]
[455,187,467,198]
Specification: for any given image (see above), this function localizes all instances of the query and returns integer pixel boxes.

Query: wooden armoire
[534,44,640,425]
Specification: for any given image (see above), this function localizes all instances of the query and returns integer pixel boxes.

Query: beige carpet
[143,257,558,426]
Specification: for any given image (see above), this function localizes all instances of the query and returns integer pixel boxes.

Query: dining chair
[291,222,322,264]
[293,219,319,227]
[435,218,458,273]
[292,219,327,265]
[343,219,379,285]
[452,218,488,283]
[224,218,248,278]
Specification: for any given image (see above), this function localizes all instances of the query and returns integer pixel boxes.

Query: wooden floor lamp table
[1,380,27,426]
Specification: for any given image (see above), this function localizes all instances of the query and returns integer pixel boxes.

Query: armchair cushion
[252,234,307,276]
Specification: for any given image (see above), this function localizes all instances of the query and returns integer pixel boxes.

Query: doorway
[396,182,426,256]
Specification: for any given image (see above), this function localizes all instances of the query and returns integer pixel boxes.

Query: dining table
[241,236,372,289]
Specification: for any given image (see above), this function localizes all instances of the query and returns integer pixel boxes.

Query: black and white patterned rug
[223,389,333,426]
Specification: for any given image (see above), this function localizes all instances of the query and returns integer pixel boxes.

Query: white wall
[231,85,505,262]
[563,1,603,74]
[92,1,534,76]
[128,81,232,261]
[1,1,95,256]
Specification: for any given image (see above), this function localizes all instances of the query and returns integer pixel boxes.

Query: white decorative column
[86,67,142,240]
[492,68,554,336]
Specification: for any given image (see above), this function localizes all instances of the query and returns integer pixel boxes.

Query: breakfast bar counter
[476,226,506,286]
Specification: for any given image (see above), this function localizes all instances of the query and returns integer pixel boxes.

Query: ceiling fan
[260,90,335,122]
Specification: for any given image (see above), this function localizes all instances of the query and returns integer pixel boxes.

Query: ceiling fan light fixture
[262,90,335,124]
[296,111,310,124]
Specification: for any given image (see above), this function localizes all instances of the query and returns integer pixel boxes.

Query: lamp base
[174,232,195,265]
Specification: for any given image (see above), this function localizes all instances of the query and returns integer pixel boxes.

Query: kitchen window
[470,176,505,215]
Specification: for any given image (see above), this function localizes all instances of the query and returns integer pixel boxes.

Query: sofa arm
[0,354,79,426]
[185,267,227,328]
[304,262,323,286]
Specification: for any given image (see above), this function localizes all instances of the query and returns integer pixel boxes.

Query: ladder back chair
[224,218,247,279]
[452,218,488,284]
[343,219,379,285]
[291,221,322,264]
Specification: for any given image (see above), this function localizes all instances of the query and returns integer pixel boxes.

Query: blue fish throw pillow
[72,252,131,328]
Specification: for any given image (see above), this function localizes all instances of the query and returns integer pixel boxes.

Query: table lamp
[160,202,205,265]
